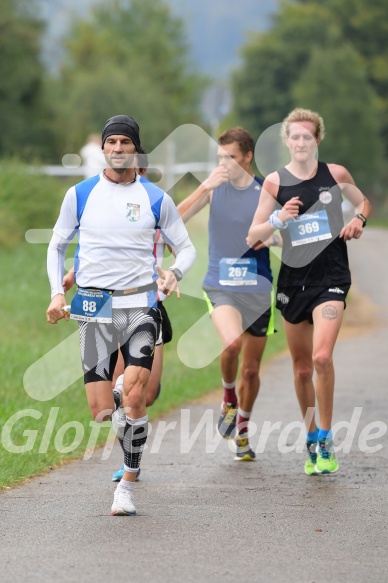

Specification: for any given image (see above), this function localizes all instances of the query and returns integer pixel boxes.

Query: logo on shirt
[328,287,345,294]
[319,189,332,204]
[126,203,140,222]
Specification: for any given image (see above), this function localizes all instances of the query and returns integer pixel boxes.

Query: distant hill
[39,0,278,78]
[167,0,278,77]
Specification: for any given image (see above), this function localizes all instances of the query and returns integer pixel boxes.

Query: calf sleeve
[123,415,148,472]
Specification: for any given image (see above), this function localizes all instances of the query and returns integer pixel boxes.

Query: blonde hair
[280,108,325,142]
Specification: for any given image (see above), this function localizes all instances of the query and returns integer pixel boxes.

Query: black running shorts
[157,301,173,345]
[276,284,350,324]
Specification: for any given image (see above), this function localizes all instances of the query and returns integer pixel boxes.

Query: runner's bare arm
[329,164,372,241]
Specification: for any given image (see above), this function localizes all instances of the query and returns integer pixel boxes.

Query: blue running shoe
[112,464,124,482]
[112,465,141,482]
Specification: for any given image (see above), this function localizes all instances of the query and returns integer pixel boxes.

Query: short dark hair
[137,146,148,170]
[218,127,255,156]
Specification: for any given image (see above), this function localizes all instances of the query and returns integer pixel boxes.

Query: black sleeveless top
[276,162,351,288]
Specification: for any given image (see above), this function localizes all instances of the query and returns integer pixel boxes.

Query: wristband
[355,213,367,228]
[169,267,183,281]
[269,210,288,231]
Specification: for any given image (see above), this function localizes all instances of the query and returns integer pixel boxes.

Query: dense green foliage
[0,0,206,162]
[231,0,387,192]
[0,0,55,159]
[46,0,206,156]
[0,161,71,246]
[2,0,388,202]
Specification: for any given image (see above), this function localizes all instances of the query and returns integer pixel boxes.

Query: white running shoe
[112,375,126,439]
[112,406,126,439]
[114,374,124,392]
[111,486,136,516]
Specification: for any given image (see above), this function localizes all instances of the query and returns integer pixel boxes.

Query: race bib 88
[70,288,113,323]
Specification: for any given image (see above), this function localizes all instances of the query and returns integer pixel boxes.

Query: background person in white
[79,133,106,179]
[46,115,196,516]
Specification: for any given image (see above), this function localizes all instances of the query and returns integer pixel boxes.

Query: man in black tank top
[247,108,371,475]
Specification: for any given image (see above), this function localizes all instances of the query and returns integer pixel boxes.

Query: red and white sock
[236,408,251,435]
[222,379,237,408]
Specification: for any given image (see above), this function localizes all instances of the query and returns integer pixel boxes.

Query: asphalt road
[1,228,387,583]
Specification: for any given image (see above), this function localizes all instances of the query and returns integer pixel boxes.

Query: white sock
[222,379,236,389]
[119,478,134,491]
[238,408,251,418]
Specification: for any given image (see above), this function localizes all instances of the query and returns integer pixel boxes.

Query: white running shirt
[48,173,195,307]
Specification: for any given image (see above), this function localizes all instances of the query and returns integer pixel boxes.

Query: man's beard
[105,153,136,173]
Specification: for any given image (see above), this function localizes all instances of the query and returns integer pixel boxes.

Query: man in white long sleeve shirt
[46,114,196,516]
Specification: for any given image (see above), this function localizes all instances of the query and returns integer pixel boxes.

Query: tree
[232,2,338,141]
[231,0,386,192]
[0,0,51,159]
[49,0,206,155]
[299,0,388,153]
[292,43,383,189]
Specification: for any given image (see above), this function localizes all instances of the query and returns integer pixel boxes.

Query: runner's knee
[241,363,259,384]
[90,404,113,422]
[293,361,314,382]
[313,351,333,373]
[223,338,242,359]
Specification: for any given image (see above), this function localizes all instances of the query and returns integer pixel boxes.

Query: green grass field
[0,213,286,490]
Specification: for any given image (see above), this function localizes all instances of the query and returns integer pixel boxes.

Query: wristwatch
[355,213,367,228]
[169,267,183,281]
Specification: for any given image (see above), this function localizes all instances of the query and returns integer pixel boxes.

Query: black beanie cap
[101,115,141,151]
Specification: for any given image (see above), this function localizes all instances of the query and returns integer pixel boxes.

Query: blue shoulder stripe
[140,176,164,227]
[75,175,101,224]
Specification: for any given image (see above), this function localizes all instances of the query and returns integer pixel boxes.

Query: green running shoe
[304,440,319,475]
[315,439,339,474]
